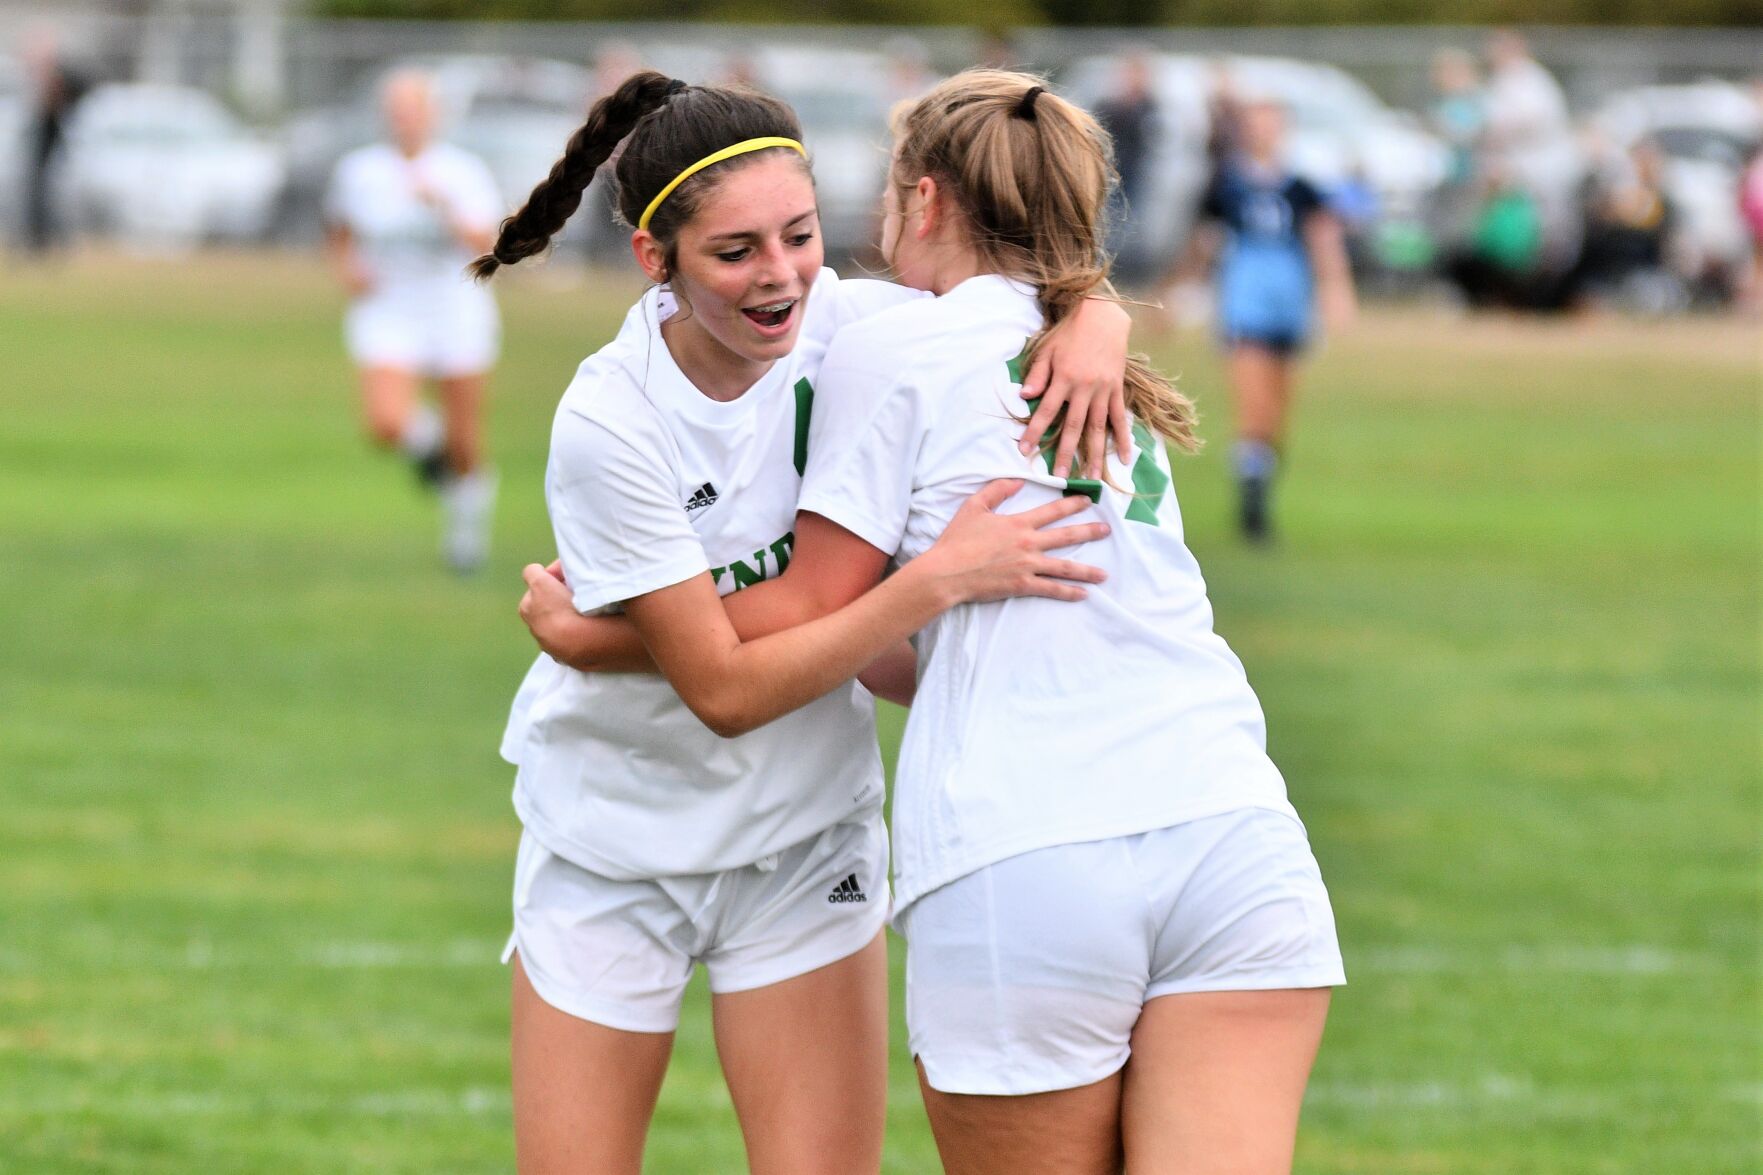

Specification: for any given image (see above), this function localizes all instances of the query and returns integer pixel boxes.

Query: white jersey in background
[502,268,924,880]
[324,141,504,290]
[797,274,1298,915]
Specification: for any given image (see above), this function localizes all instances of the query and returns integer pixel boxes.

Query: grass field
[2,250,1757,1174]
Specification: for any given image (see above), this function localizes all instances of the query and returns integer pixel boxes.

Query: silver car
[61,83,286,249]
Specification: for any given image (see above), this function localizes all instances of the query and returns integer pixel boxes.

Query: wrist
[897,551,964,613]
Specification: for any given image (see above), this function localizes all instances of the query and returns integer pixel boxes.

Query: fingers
[545,558,565,582]
[1014,578,1090,603]
[964,478,1025,513]
[1032,555,1107,584]
[522,563,550,590]
[1052,407,1084,479]
[1082,395,1109,480]
[1014,492,1100,530]
[1020,352,1050,401]
[1109,390,1133,464]
[1018,383,1065,457]
[1030,522,1112,555]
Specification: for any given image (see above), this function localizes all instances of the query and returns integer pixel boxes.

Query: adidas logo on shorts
[827,873,867,904]
[685,482,719,514]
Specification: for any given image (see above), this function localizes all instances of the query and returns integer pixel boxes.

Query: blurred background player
[19,25,90,258]
[323,68,504,573]
[1169,97,1356,543]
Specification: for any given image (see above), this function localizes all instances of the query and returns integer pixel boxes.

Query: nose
[752,240,792,289]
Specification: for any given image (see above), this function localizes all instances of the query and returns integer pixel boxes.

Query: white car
[62,83,285,250]
[1591,81,1763,286]
[1062,53,1449,269]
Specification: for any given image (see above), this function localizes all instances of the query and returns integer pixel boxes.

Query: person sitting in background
[1443,165,1544,309]
[1572,138,1678,310]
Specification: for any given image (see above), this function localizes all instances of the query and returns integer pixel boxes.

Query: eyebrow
[703,210,817,244]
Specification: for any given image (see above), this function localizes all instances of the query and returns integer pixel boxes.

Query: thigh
[917,1060,1123,1175]
[1226,345,1284,441]
[1120,987,1331,1175]
[711,931,889,1175]
[510,952,674,1175]
[358,365,420,436]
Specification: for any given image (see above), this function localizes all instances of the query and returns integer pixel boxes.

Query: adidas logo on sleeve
[685,482,719,514]
[826,873,867,903]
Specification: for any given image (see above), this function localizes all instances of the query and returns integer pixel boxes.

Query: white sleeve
[795,325,923,557]
[830,277,930,330]
[546,405,709,614]
[450,153,506,229]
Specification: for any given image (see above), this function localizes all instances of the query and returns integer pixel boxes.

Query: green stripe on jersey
[793,377,813,476]
[1124,420,1170,526]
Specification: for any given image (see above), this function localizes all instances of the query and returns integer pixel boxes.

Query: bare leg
[510,953,674,1175]
[713,932,890,1175]
[358,365,421,450]
[1120,988,1332,1175]
[916,1061,1123,1175]
[438,371,487,476]
[1226,345,1291,447]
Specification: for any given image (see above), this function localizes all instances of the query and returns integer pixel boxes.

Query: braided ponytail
[470,70,681,281]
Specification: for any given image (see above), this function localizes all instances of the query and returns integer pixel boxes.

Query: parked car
[61,83,285,250]
[1062,53,1449,273]
[282,54,596,245]
[1591,81,1763,291]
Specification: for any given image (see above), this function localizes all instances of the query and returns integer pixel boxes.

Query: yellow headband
[636,137,808,231]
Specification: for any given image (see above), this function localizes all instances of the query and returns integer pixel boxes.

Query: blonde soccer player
[324,68,503,572]
[525,70,1346,1175]
[474,70,1135,1175]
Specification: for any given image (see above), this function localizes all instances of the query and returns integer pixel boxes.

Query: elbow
[685,692,761,740]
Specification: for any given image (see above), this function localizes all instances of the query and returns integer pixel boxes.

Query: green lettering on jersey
[793,377,814,476]
[713,531,795,592]
[1009,337,1101,502]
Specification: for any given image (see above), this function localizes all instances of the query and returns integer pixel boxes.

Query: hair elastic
[637,136,808,230]
[1015,85,1045,120]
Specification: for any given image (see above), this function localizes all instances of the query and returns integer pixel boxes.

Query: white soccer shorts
[345,283,499,378]
[899,806,1345,1096]
[504,812,889,1033]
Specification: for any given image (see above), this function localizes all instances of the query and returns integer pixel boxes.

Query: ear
[631,229,668,284]
[914,175,940,241]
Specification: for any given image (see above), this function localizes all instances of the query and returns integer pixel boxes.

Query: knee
[364,413,402,448]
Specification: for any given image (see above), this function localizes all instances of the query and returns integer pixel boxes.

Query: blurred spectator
[1093,51,1159,281]
[1573,138,1679,309]
[1427,48,1486,250]
[1444,165,1544,309]
[1204,59,1245,176]
[1481,30,1580,264]
[1741,140,1763,310]
[19,26,89,256]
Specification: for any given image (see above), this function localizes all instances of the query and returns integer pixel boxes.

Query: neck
[661,308,773,402]
[396,139,426,159]
[923,240,988,297]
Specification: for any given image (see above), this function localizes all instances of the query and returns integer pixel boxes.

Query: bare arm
[323,224,372,298]
[856,641,919,707]
[1305,212,1358,332]
[519,510,891,673]
[539,482,1107,738]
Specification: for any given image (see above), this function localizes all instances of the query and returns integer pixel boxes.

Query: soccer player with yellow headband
[474,71,1137,1173]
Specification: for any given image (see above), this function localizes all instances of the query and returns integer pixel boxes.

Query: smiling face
[633,152,823,386]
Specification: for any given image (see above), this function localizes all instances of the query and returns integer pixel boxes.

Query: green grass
[2,251,1757,1173]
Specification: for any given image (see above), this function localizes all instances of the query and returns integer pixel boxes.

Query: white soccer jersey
[797,273,1298,914]
[324,141,504,292]
[502,268,923,880]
